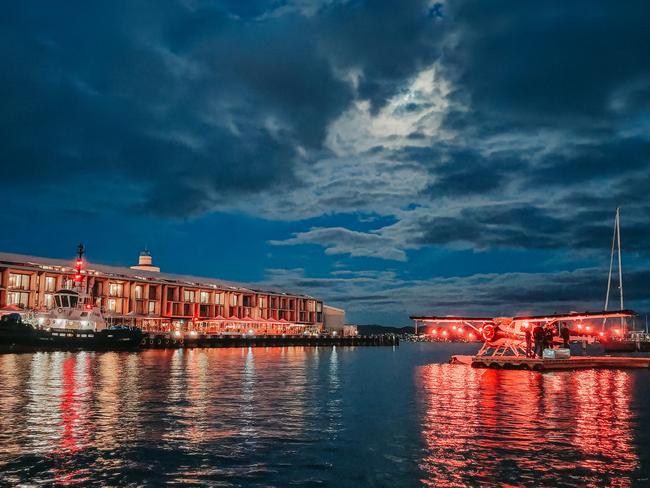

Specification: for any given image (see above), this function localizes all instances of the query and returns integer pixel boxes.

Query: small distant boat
[0,245,142,353]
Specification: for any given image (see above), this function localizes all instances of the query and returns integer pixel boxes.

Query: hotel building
[0,250,324,335]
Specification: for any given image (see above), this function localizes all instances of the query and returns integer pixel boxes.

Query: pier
[451,355,650,371]
[141,332,399,349]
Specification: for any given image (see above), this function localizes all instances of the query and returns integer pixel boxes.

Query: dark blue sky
[2,1,649,325]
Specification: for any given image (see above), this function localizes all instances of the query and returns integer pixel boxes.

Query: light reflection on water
[417,363,640,487]
[0,344,648,486]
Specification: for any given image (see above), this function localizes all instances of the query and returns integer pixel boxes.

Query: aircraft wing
[409,315,495,323]
[512,310,636,322]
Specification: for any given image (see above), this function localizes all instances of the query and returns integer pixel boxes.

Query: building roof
[0,251,317,300]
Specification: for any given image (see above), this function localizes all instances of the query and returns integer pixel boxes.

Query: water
[1,343,649,486]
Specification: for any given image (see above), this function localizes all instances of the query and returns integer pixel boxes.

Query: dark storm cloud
[443,0,650,127]
[529,137,650,187]
[414,204,650,253]
[421,148,521,196]
[0,0,446,217]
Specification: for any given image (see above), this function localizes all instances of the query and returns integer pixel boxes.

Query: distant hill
[356,324,415,335]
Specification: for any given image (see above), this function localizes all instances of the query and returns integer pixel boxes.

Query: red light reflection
[417,365,639,486]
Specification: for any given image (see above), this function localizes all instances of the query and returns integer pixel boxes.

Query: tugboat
[0,245,142,352]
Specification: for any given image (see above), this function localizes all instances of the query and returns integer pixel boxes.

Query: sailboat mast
[616,208,625,330]
[603,211,617,330]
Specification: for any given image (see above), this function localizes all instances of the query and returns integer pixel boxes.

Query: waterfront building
[323,305,357,336]
[0,250,325,335]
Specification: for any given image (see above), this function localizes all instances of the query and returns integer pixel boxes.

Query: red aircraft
[410,310,636,357]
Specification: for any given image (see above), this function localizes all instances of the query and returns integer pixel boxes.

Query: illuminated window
[44,294,54,309]
[9,273,30,290]
[148,301,156,314]
[200,291,210,303]
[184,290,195,302]
[7,291,29,307]
[109,283,123,297]
[214,293,224,305]
[230,295,238,307]
[44,276,56,292]
[134,285,143,300]
[107,299,117,312]
[258,297,266,308]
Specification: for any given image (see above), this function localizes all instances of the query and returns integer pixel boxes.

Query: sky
[1,0,649,325]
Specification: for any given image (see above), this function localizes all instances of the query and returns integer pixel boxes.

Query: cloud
[269,227,407,261]
[0,0,449,219]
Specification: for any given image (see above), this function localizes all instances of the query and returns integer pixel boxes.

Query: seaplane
[409,310,636,358]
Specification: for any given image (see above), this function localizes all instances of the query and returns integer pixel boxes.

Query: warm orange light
[599,332,605,337]
[452,325,457,331]
[469,333,474,339]
[458,327,464,333]
[577,324,583,329]
[585,326,591,331]
[431,329,438,335]
[614,329,621,335]
[442,330,448,336]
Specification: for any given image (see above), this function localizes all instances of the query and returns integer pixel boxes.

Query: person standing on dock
[524,324,533,358]
[533,324,544,358]
[560,323,570,349]
[544,325,555,350]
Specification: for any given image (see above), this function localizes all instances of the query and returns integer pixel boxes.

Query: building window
[44,294,54,309]
[9,273,30,290]
[149,286,157,300]
[7,291,29,307]
[258,297,266,309]
[44,276,56,292]
[148,301,156,314]
[107,298,117,312]
[134,285,143,300]
[184,290,195,302]
[214,293,224,305]
[230,295,238,307]
[200,291,210,304]
[109,283,123,297]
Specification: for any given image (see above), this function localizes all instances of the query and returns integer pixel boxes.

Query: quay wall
[141,333,399,349]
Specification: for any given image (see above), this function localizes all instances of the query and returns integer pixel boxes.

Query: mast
[603,208,625,331]
[73,243,85,294]
[616,208,624,330]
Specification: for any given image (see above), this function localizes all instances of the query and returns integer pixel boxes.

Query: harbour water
[1,343,649,486]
